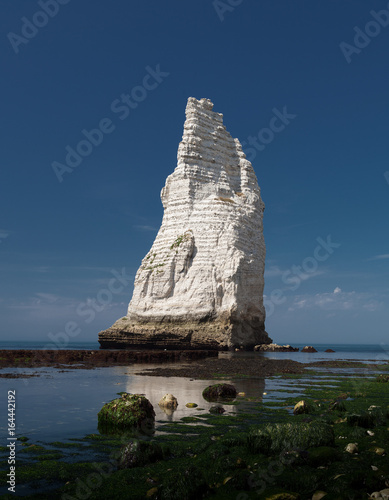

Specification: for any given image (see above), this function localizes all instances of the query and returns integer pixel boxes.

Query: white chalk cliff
[99,97,271,350]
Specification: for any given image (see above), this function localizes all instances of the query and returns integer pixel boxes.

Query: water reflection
[0,365,265,442]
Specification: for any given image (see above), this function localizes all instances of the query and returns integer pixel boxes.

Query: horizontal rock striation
[99,97,271,350]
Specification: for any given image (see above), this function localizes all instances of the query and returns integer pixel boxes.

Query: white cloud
[287,289,383,313]
[369,254,389,261]
[133,225,158,232]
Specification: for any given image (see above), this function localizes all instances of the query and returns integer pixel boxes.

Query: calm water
[0,342,388,443]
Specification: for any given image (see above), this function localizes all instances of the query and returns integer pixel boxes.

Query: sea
[0,342,388,444]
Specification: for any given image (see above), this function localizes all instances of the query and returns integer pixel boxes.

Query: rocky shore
[0,349,217,369]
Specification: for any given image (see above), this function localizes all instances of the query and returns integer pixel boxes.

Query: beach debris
[345,442,358,454]
[202,383,237,401]
[158,394,178,409]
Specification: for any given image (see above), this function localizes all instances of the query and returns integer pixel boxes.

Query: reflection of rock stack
[99,97,272,350]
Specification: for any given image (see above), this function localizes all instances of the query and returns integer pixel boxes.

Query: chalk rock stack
[99,97,271,350]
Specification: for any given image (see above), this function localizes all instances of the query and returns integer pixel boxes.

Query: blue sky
[1,1,388,345]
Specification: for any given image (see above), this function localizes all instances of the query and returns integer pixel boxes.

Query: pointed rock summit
[99,97,271,350]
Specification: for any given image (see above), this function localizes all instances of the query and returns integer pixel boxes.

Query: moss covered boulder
[97,392,155,434]
[202,383,237,401]
[248,421,335,455]
[118,439,165,469]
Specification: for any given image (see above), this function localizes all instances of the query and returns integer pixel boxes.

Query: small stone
[367,430,375,436]
[371,465,378,471]
[312,492,327,500]
[345,443,358,454]
[375,447,385,456]
[185,403,198,408]
[158,394,178,409]
[146,487,158,497]
[237,392,245,397]
[293,400,310,415]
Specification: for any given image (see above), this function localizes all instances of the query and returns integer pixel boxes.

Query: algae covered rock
[307,446,340,466]
[328,399,346,412]
[209,405,225,414]
[97,392,155,434]
[202,383,237,401]
[248,421,335,455]
[160,465,208,500]
[118,439,164,469]
[293,400,310,415]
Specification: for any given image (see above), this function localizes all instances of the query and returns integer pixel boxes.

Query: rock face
[99,97,271,350]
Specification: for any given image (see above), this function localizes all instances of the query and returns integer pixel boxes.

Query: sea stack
[99,97,271,350]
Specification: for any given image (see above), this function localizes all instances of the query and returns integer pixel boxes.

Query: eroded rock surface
[99,97,271,350]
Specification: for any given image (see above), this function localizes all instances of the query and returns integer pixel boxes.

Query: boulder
[98,97,272,350]
[97,392,155,434]
[118,439,164,469]
[324,349,335,353]
[202,383,237,401]
[301,346,317,353]
[158,394,178,409]
[209,406,225,414]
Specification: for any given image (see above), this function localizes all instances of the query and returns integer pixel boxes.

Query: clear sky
[1,1,388,345]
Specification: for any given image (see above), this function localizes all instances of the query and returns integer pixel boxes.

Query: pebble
[345,443,358,454]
